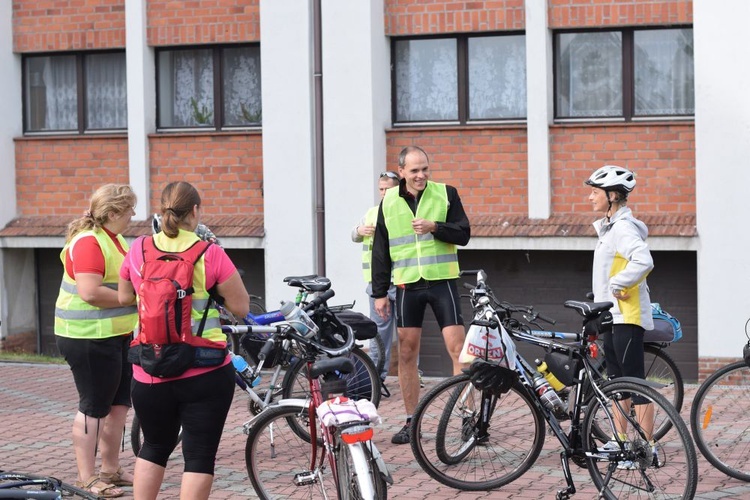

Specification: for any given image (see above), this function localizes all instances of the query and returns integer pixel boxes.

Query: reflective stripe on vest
[382,182,459,285]
[54,229,138,339]
[151,230,224,343]
[361,205,379,282]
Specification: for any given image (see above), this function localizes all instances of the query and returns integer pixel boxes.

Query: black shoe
[391,424,411,444]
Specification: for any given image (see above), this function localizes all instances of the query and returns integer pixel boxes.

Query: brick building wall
[149,133,264,216]
[147,0,260,45]
[386,127,529,216]
[15,136,130,216]
[13,0,126,52]
[550,124,696,215]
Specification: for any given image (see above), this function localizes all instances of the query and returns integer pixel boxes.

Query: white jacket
[592,207,654,329]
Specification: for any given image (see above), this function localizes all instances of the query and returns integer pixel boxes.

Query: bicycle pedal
[293,471,318,486]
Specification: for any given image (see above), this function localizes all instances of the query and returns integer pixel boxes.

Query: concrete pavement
[2,361,750,499]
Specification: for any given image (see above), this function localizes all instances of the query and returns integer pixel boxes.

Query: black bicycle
[410,270,697,499]
[0,471,98,499]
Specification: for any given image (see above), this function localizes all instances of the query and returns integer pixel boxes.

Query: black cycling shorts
[131,363,235,474]
[602,324,648,405]
[395,279,463,329]
[56,335,132,418]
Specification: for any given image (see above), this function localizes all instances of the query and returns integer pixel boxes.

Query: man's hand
[357,224,375,237]
[411,218,436,235]
[374,296,391,320]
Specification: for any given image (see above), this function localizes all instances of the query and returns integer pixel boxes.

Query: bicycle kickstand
[556,451,576,500]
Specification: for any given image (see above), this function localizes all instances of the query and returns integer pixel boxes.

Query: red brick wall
[147,0,260,46]
[551,123,695,215]
[385,0,525,35]
[386,127,528,216]
[13,0,126,52]
[697,358,744,383]
[148,133,263,216]
[548,0,692,29]
[15,136,130,216]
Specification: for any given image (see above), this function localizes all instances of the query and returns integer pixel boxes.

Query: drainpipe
[312,0,326,276]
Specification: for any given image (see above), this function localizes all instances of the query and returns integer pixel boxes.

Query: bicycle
[0,471,98,499]
[514,304,683,441]
[410,270,697,499]
[131,277,381,455]
[689,328,750,482]
[233,309,392,499]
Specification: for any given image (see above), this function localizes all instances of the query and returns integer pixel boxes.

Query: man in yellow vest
[352,171,401,383]
[372,146,470,444]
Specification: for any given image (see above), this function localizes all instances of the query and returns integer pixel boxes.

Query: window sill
[150,128,262,138]
[16,132,128,141]
[387,121,527,132]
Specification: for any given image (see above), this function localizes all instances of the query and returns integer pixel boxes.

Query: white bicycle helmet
[585,165,636,193]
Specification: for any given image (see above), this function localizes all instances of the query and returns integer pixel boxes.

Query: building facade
[0,0,745,381]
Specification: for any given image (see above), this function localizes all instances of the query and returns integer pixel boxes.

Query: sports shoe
[651,441,664,468]
[391,424,411,444]
[617,460,637,470]
[597,440,626,453]
[419,370,425,388]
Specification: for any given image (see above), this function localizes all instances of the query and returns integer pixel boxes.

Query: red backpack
[128,236,226,378]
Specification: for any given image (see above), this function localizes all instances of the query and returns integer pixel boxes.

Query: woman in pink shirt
[119,181,249,500]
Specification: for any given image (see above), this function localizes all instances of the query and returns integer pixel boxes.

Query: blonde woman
[55,184,138,498]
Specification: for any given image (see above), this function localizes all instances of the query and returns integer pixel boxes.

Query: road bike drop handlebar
[222,289,356,359]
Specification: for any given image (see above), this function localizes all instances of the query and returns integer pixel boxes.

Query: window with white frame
[23,52,127,133]
[393,34,526,125]
[157,45,261,130]
[555,27,694,120]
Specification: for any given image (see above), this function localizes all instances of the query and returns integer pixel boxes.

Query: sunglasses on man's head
[380,171,399,180]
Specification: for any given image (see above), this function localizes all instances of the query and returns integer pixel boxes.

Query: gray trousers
[367,282,396,380]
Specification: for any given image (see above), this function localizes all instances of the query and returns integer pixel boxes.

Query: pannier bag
[128,237,227,378]
[334,310,378,341]
[645,303,683,343]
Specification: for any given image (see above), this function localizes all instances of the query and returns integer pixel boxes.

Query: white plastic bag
[316,396,381,427]
[459,323,517,368]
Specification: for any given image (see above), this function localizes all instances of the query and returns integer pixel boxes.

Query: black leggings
[602,324,648,405]
[131,363,235,474]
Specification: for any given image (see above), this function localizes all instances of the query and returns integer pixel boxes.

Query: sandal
[99,466,133,486]
[76,475,124,498]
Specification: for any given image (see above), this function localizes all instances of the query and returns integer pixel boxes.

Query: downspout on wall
[313,0,326,276]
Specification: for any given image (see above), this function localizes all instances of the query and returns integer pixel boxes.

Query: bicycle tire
[410,374,545,491]
[283,346,382,408]
[245,404,337,499]
[130,414,182,457]
[335,441,388,500]
[583,379,698,499]
[595,342,684,440]
[690,360,750,482]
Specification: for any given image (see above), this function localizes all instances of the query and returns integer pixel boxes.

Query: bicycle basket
[646,303,683,343]
[240,332,283,368]
[544,351,580,387]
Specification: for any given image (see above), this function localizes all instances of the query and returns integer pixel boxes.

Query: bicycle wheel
[283,347,382,408]
[410,374,545,491]
[245,404,336,499]
[690,360,750,481]
[583,379,698,499]
[130,414,182,457]
[643,344,684,439]
[335,441,388,500]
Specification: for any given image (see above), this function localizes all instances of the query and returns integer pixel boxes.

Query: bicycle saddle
[283,275,332,292]
[563,300,613,320]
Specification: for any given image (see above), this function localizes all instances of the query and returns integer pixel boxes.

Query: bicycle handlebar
[303,289,335,312]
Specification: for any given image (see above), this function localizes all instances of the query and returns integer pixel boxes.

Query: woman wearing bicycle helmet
[587,165,655,460]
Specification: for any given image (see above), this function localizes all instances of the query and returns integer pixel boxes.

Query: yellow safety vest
[382,182,459,285]
[361,205,379,282]
[150,230,224,343]
[54,229,138,339]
